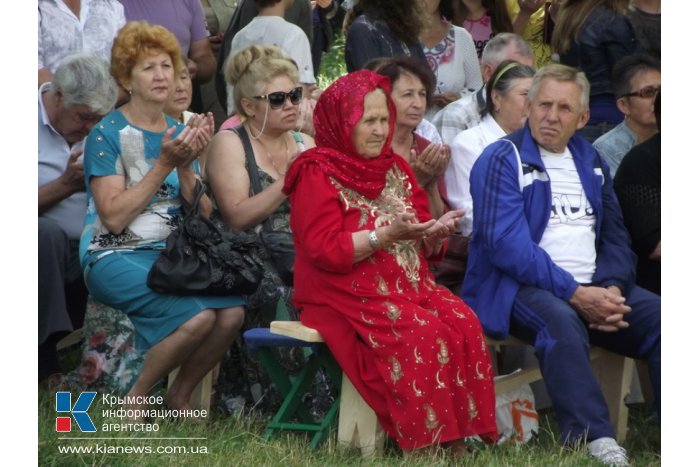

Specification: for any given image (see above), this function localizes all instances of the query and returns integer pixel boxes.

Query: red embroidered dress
[284,71,496,450]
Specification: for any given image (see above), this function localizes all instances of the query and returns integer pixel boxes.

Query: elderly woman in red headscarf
[282,70,497,454]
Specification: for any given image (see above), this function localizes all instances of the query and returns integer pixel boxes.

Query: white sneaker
[587,437,629,466]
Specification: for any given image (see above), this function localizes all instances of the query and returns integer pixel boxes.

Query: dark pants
[38,218,87,380]
[509,285,661,443]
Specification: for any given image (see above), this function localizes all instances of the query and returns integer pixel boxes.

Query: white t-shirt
[538,146,597,283]
[226,16,315,114]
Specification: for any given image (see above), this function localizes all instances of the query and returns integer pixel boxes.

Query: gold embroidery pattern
[413,346,425,364]
[368,333,381,348]
[375,275,390,295]
[456,369,466,387]
[436,338,450,365]
[361,311,374,324]
[412,380,424,397]
[383,301,402,338]
[435,369,446,389]
[424,404,439,430]
[468,394,478,420]
[331,167,423,289]
[390,357,404,383]
[475,361,486,380]
[413,313,427,326]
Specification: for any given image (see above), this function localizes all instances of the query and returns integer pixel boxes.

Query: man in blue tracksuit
[463,64,660,466]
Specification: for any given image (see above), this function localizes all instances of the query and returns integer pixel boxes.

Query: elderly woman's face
[127,51,174,104]
[390,72,427,131]
[164,66,192,120]
[492,77,532,134]
[352,89,390,159]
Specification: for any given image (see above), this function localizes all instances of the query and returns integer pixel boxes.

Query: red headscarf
[283,70,398,200]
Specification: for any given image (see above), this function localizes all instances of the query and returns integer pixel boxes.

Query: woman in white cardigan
[445,60,535,236]
[421,0,482,121]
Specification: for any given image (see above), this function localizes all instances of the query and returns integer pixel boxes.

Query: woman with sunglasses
[205,45,314,408]
[206,43,314,249]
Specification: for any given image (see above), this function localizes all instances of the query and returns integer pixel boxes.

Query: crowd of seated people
[39,1,661,463]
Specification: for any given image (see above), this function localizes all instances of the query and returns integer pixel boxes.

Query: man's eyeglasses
[622,86,660,99]
[252,86,303,109]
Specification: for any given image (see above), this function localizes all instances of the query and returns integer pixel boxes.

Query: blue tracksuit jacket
[461,124,636,339]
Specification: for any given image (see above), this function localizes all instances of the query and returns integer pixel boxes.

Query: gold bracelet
[368,229,382,250]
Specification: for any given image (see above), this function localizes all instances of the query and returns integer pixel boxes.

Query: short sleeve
[84,124,123,183]
[189,0,210,42]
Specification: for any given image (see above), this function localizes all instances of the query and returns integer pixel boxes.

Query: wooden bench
[270,320,634,456]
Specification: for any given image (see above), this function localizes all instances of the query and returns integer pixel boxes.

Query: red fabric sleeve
[289,164,356,273]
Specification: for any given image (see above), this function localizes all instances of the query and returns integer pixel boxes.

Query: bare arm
[205,131,287,231]
[91,126,203,233]
[38,149,84,214]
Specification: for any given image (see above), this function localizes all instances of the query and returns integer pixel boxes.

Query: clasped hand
[569,285,632,332]
[158,112,215,168]
[410,143,450,187]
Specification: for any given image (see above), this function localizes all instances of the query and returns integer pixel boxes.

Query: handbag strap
[230,125,265,196]
[229,125,277,233]
[180,180,208,217]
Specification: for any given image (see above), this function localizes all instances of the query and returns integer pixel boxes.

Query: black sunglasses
[622,85,660,99]
[252,86,303,109]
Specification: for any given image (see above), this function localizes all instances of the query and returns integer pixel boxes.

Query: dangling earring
[127,88,132,96]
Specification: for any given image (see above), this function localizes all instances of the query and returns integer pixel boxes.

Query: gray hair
[529,64,590,111]
[52,53,118,115]
[482,33,533,69]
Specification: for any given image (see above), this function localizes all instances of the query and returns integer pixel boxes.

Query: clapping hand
[424,209,464,240]
[410,143,450,187]
[159,126,201,168]
[186,112,215,154]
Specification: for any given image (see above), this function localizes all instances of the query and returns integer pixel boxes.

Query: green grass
[38,381,660,466]
[317,32,348,90]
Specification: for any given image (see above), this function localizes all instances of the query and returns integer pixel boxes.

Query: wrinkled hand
[424,209,464,240]
[432,92,460,108]
[410,143,450,187]
[518,0,546,15]
[569,285,631,332]
[158,125,203,168]
[382,212,436,243]
[61,149,85,192]
[186,112,215,154]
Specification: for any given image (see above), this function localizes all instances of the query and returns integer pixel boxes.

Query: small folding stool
[242,327,342,448]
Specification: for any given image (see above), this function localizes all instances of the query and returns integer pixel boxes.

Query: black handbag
[232,126,296,286]
[147,181,267,296]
